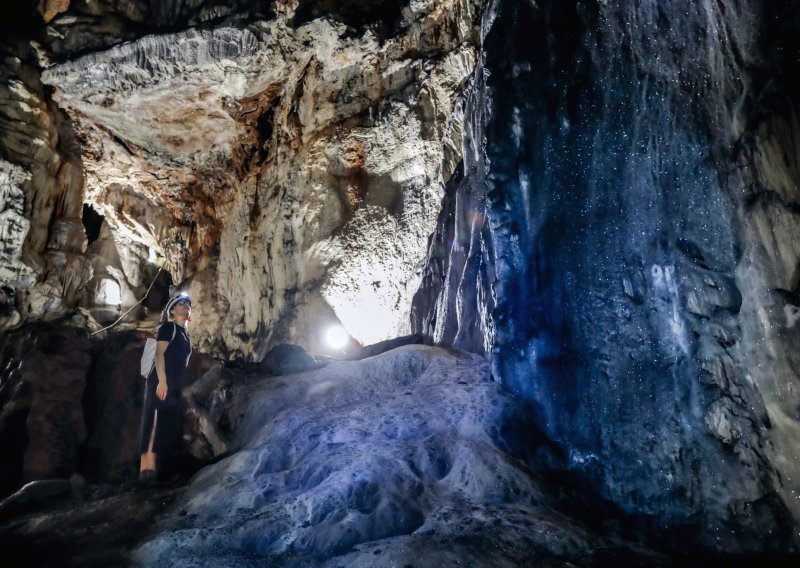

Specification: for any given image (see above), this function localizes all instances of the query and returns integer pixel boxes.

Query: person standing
[138,293,193,483]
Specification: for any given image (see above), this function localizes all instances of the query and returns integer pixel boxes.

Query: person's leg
[139,410,159,480]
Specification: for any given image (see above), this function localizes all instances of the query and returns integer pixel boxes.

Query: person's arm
[155,340,169,400]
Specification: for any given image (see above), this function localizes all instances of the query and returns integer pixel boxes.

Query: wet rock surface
[412,0,800,553]
[0,342,795,566]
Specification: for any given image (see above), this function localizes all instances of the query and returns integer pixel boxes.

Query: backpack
[140,323,177,378]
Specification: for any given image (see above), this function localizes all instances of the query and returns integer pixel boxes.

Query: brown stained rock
[230,80,289,169]
[37,0,70,24]
[58,254,94,308]
[341,137,368,209]
[0,41,93,328]
[34,1,482,358]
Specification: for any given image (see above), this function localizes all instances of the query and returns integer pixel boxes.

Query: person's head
[162,293,192,323]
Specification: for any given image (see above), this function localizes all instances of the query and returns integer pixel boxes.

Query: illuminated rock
[0,41,92,327]
[135,345,655,565]
[0,0,798,559]
[0,160,33,299]
[37,0,481,358]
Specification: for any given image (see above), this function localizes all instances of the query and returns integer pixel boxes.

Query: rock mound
[135,345,654,566]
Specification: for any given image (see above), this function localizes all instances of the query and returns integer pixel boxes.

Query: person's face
[171,299,192,318]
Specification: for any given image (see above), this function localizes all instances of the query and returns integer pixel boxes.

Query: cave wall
[0,0,484,360]
[0,38,92,330]
[0,323,91,497]
[412,0,800,552]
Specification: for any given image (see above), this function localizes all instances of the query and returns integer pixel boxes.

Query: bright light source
[325,325,349,350]
[322,264,409,345]
[96,277,121,306]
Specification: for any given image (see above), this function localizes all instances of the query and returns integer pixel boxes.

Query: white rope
[90,264,165,336]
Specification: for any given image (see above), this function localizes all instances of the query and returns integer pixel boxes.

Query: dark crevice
[293,0,407,39]
[81,204,104,246]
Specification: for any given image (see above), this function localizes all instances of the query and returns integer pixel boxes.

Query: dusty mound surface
[135,345,663,566]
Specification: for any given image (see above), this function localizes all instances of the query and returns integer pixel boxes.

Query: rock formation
[15,0,481,360]
[0,0,799,563]
[412,0,800,553]
[0,38,92,331]
[0,320,219,496]
[0,323,91,496]
[135,345,666,567]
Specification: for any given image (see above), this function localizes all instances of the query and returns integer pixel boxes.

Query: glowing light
[96,277,121,306]
[322,264,410,345]
[325,325,349,350]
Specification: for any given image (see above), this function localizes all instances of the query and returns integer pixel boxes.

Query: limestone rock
[44,0,277,56]
[0,482,187,567]
[0,322,221,492]
[259,343,321,376]
[0,478,72,520]
[79,330,150,484]
[39,0,482,360]
[2,0,798,559]
[0,160,34,293]
[0,40,93,329]
[181,363,234,463]
[79,331,222,484]
[354,332,424,360]
[411,0,800,553]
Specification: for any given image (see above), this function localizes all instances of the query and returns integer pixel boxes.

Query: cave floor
[2,345,798,567]
[0,483,186,567]
[1,482,791,567]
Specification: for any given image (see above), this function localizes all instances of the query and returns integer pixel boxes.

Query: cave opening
[81,204,104,246]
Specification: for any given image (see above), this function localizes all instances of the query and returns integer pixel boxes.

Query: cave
[1,0,799,566]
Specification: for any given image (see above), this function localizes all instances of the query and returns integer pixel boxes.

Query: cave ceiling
[1,0,482,357]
